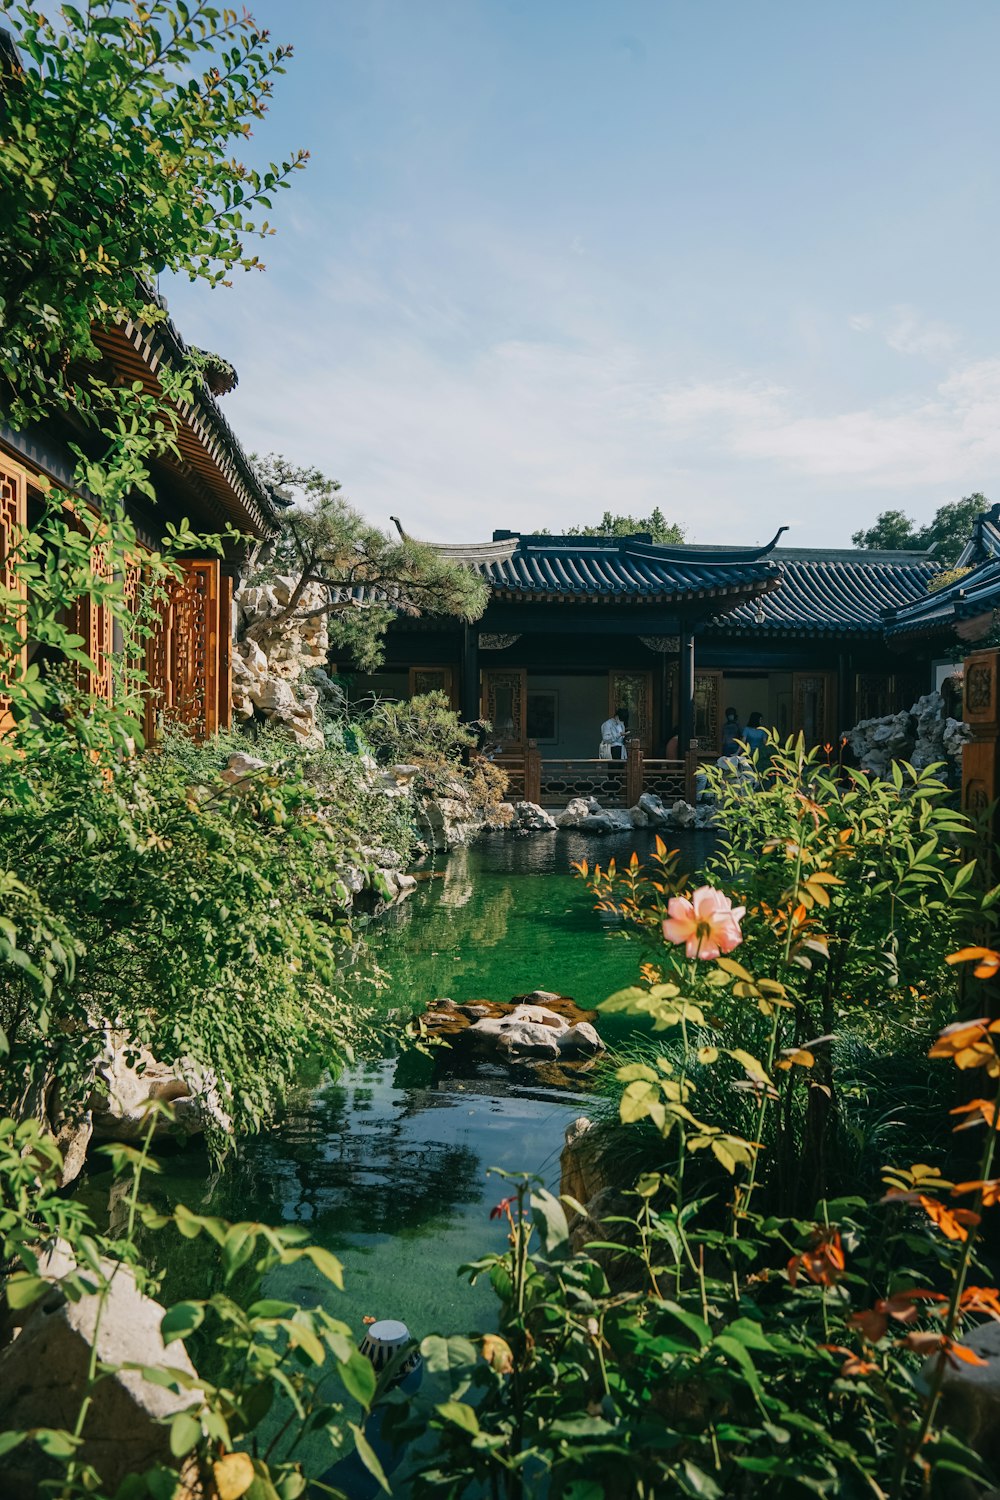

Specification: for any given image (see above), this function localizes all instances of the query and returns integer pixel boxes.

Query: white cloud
[166,259,998,548]
[657,358,1000,487]
[884,304,960,358]
[847,306,959,357]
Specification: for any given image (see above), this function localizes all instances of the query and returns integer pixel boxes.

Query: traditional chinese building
[0,294,278,740]
[347,526,954,804]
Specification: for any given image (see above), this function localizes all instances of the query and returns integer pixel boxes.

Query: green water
[81,829,708,1477]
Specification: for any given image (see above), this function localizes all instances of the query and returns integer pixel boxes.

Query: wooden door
[171,558,222,740]
[482,667,526,746]
[793,671,837,748]
[693,669,722,752]
[609,670,653,750]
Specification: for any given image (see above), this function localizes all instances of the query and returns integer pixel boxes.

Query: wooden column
[962,648,1000,856]
[460,625,479,723]
[217,572,234,733]
[626,740,644,807]
[679,627,696,751]
[524,740,542,805]
[837,651,851,736]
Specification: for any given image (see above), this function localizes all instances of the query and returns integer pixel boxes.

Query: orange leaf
[945,1339,989,1367]
[953,1178,1000,1205]
[950,1099,999,1132]
[849,1308,888,1341]
[959,1285,1000,1321]
[947,947,1000,978]
[919,1195,981,1241]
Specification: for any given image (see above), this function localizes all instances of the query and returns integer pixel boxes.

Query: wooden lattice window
[0,452,28,732]
[483,668,526,745]
[693,670,722,752]
[610,670,653,750]
[217,571,233,734]
[70,531,114,704]
[793,672,837,747]
[144,577,174,746]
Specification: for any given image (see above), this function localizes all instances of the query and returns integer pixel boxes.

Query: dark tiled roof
[707,549,938,638]
[433,530,785,606]
[885,557,1000,640]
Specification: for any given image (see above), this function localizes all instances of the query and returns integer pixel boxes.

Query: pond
[80,828,710,1475]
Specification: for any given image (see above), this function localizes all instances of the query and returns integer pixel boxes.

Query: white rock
[512,801,557,831]
[557,1021,605,1055]
[249,677,295,715]
[556,796,592,828]
[221,751,267,784]
[480,1019,561,1057]
[0,1242,203,1498]
[91,1035,232,1141]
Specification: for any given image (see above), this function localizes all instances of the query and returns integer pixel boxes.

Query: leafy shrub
[360,691,510,823]
[0,1114,376,1500]
[0,706,395,1143]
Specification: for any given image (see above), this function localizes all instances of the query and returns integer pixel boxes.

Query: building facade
[0,297,278,741]
[347,527,950,803]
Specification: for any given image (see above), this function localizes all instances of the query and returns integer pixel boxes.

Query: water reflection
[132,829,712,1340]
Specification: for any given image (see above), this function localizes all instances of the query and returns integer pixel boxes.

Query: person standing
[600,707,627,760]
[743,711,769,768]
[721,707,743,756]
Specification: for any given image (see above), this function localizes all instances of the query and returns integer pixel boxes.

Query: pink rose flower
[662,886,746,960]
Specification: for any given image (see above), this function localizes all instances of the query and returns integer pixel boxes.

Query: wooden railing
[539,758,628,806]
[486,744,715,810]
[640,756,687,803]
[492,752,526,802]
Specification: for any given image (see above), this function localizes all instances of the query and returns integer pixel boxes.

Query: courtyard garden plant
[377,749,1000,1498]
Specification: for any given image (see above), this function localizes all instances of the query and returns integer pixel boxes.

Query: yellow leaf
[781,1048,815,1069]
[697,1046,720,1064]
[213,1452,255,1500]
[482,1333,514,1374]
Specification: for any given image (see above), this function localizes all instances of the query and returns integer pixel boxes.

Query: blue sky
[166,1,1000,547]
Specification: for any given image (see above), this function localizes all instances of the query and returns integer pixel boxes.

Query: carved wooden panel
[171,559,221,739]
[962,649,1000,877]
[965,650,1000,729]
[483,668,526,746]
[793,671,837,747]
[66,507,114,703]
[693,670,722,752]
[144,581,174,745]
[610,670,653,750]
[0,453,27,731]
[409,665,456,708]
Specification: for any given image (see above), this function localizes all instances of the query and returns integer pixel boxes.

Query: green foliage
[388,777,1000,1499]
[562,507,685,544]
[851,493,989,565]
[0,1114,372,1499]
[387,1157,993,1498]
[1,0,306,427]
[575,742,978,1216]
[927,565,973,593]
[0,714,394,1140]
[360,689,510,824]
[244,455,488,672]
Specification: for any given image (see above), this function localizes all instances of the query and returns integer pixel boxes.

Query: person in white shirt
[600,708,627,760]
